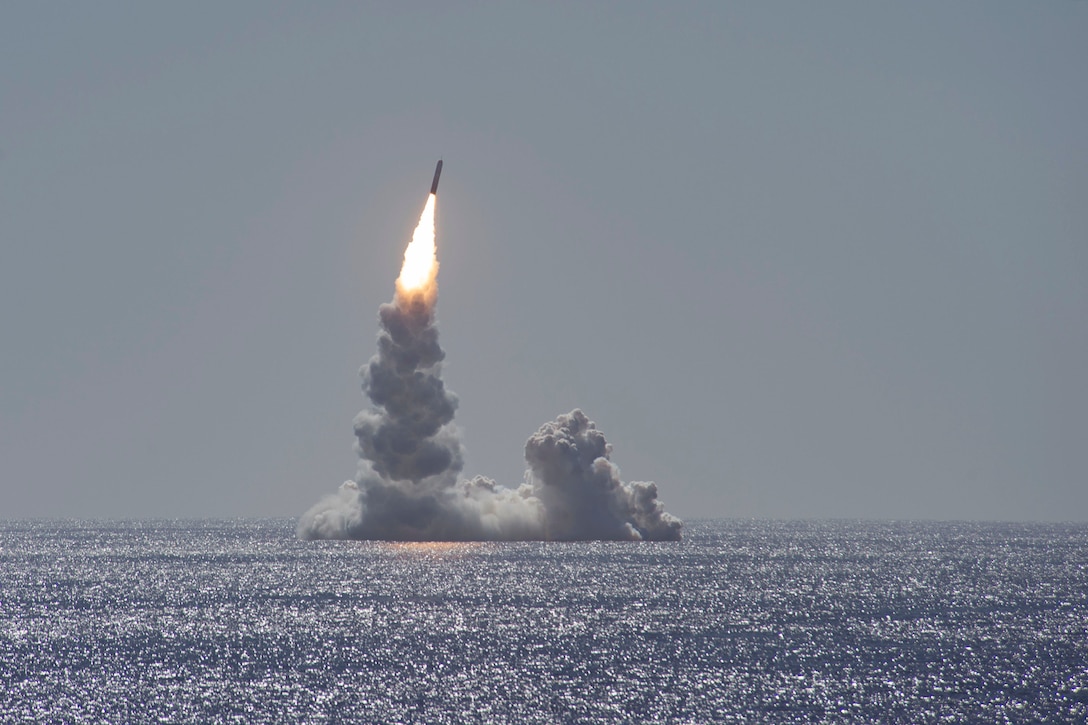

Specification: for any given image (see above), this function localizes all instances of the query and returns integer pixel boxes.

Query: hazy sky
[2,3,1085,521]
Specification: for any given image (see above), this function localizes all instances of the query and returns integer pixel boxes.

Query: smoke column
[298,181,681,542]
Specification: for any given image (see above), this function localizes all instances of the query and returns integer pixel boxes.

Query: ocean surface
[2,519,1086,724]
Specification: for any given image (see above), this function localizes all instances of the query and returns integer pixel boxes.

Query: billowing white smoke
[297,189,681,542]
[297,290,681,542]
[524,410,682,541]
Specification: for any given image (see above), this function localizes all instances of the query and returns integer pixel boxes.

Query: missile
[430,159,443,195]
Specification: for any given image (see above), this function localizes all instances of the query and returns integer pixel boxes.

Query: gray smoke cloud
[297,284,681,542]
[524,409,682,541]
[297,197,681,542]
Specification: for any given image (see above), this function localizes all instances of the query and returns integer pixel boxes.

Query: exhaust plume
[298,177,681,542]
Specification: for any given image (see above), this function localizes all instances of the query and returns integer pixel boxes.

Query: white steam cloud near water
[297,192,681,542]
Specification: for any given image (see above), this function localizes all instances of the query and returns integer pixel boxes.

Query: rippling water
[2,519,1086,723]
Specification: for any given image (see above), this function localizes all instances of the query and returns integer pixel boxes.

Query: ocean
[2,519,1086,723]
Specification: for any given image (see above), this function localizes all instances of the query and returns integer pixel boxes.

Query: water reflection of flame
[385,541,481,559]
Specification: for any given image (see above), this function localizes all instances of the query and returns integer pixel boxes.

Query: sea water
[1,519,1086,723]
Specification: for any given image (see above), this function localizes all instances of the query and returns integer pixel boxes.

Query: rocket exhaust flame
[395,193,438,304]
[298,162,682,542]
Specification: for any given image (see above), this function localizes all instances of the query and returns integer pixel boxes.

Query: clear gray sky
[2,3,1085,521]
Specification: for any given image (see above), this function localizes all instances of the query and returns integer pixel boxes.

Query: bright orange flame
[395,193,438,302]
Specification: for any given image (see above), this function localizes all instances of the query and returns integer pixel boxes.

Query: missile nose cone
[430,159,443,195]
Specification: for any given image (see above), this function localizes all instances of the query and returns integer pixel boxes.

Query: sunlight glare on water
[1,519,1086,723]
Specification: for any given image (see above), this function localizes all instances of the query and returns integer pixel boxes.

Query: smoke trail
[298,183,682,542]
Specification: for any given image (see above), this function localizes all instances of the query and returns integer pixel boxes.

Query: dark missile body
[430,160,443,195]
